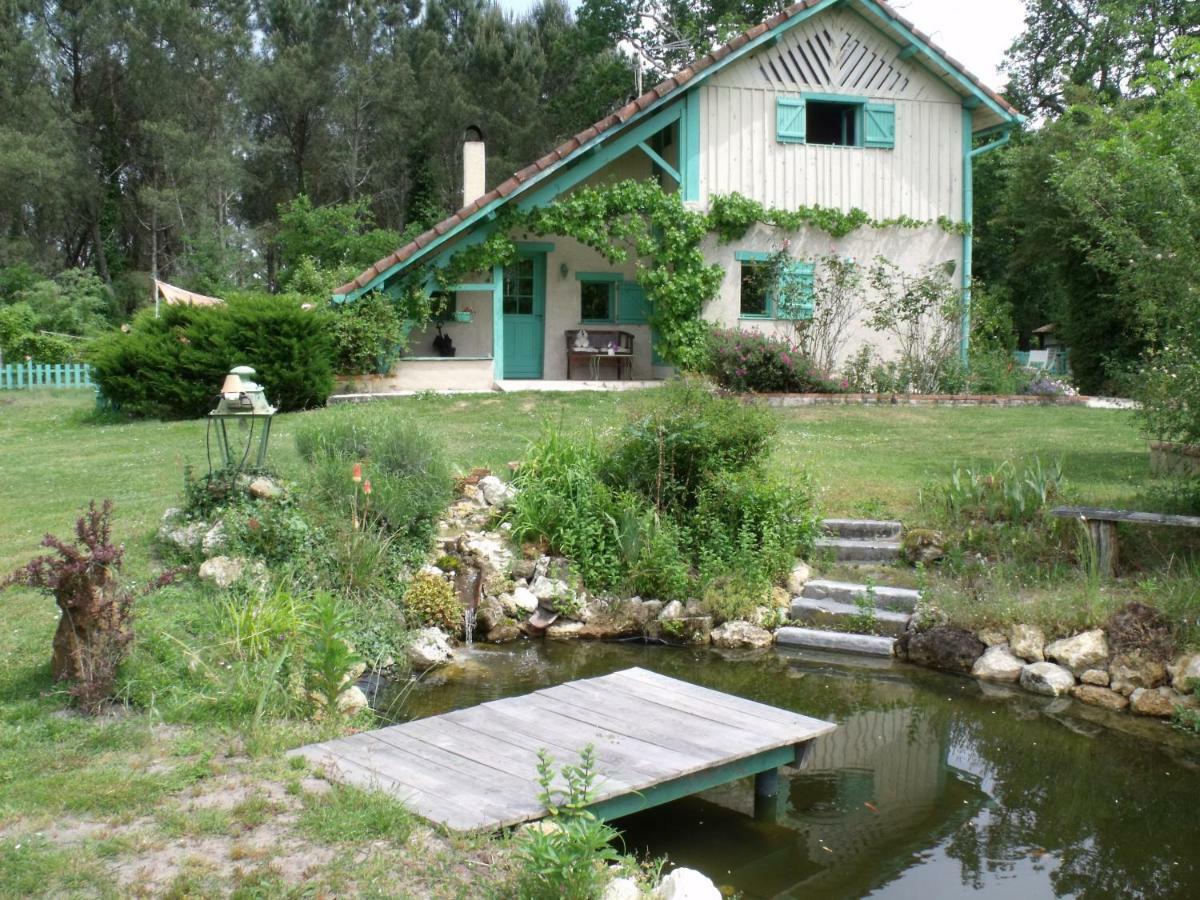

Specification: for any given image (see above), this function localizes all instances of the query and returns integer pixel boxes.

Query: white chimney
[462,126,486,208]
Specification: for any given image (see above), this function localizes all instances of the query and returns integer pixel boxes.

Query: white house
[333,0,1023,390]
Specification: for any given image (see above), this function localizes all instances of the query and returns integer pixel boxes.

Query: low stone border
[755,392,1094,408]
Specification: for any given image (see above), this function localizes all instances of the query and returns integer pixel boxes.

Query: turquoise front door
[502,253,545,378]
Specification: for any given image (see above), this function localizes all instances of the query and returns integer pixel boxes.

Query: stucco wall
[405,288,494,359]
[701,222,962,366]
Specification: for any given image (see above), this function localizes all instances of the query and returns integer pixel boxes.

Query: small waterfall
[463,606,476,646]
[454,561,483,647]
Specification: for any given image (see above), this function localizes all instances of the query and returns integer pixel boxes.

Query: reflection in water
[377,640,1200,899]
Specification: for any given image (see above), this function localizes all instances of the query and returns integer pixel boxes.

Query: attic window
[808,100,859,147]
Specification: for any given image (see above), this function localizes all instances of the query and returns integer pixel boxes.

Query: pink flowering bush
[704,327,836,393]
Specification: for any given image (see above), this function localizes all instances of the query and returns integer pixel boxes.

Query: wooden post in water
[753,768,780,821]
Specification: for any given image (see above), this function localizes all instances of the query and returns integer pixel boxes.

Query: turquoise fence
[0,361,94,390]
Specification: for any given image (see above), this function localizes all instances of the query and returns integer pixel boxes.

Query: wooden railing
[0,361,94,390]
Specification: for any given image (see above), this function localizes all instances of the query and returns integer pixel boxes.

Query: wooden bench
[565,329,634,380]
[1050,506,1200,576]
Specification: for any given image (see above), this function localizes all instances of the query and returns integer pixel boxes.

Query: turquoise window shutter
[775,262,815,320]
[776,98,806,143]
[864,102,896,149]
[618,281,650,324]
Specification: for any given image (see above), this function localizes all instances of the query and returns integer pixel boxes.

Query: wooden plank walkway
[289,666,836,831]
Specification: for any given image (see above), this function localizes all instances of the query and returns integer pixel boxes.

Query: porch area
[375,233,674,392]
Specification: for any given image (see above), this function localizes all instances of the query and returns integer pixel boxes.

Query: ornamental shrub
[330,292,408,375]
[704,327,837,394]
[402,572,462,632]
[605,376,777,512]
[89,293,334,417]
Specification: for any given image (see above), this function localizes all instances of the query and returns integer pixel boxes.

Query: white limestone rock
[654,868,721,900]
[971,645,1025,683]
[602,877,643,900]
[711,621,774,650]
[1008,624,1046,662]
[1019,661,1077,697]
[477,475,515,507]
[1168,653,1200,692]
[1080,669,1110,686]
[198,555,246,589]
[659,600,685,620]
[1045,629,1108,674]
[406,628,454,669]
[786,562,812,596]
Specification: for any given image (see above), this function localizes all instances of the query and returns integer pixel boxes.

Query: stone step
[775,626,896,658]
[814,537,902,564]
[800,579,920,613]
[821,518,903,541]
[789,598,911,636]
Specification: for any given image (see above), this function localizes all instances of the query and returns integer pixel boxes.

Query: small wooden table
[1050,506,1200,576]
[566,330,634,380]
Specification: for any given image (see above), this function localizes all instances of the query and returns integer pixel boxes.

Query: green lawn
[0,388,1181,895]
[0,390,1148,574]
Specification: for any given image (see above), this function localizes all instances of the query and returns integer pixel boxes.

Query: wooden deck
[289,666,837,831]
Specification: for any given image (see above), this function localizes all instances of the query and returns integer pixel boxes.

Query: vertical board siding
[0,362,93,390]
[699,6,964,222]
[701,84,961,221]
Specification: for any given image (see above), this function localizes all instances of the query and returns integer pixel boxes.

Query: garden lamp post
[208,365,276,471]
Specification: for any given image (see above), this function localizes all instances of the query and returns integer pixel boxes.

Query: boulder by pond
[1045,629,1108,674]
[971,645,1025,683]
[1019,661,1076,697]
[1008,624,1046,662]
[407,628,454,669]
[1071,684,1129,712]
[711,621,773,650]
[653,868,722,900]
[1108,652,1167,696]
[900,626,985,674]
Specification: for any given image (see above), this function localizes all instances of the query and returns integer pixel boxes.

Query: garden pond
[373,641,1200,899]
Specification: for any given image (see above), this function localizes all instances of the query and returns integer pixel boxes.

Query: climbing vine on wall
[418,180,965,368]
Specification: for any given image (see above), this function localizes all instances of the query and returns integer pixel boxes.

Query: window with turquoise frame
[776,95,895,149]
[577,272,620,323]
[736,251,815,320]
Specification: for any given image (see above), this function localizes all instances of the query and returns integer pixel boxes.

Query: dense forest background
[1,0,1198,394]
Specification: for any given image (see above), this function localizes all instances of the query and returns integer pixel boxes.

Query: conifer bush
[89,293,335,417]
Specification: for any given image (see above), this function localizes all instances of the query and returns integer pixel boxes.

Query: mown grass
[0,387,1184,893]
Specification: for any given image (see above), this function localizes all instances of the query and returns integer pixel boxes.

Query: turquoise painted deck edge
[585,743,800,822]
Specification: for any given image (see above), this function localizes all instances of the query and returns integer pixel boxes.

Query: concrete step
[815,537,902,564]
[789,598,911,636]
[800,579,920,613]
[775,626,896,658]
[821,518,903,541]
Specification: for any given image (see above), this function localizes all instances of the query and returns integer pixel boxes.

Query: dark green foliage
[704,327,835,394]
[303,592,364,718]
[510,430,627,590]
[89,294,335,417]
[607,378,776,512]
[510,380,820,601]
[693,468,818,588]
[513,745,623,900]
[329,292,408,375]
[293,406,452,563]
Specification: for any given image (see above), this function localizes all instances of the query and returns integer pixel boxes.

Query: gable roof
[335,0,1022,300]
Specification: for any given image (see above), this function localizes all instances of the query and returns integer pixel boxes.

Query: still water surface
[379,640,1200,899]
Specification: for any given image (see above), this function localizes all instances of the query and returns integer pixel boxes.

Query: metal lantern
[208,365,276,471]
